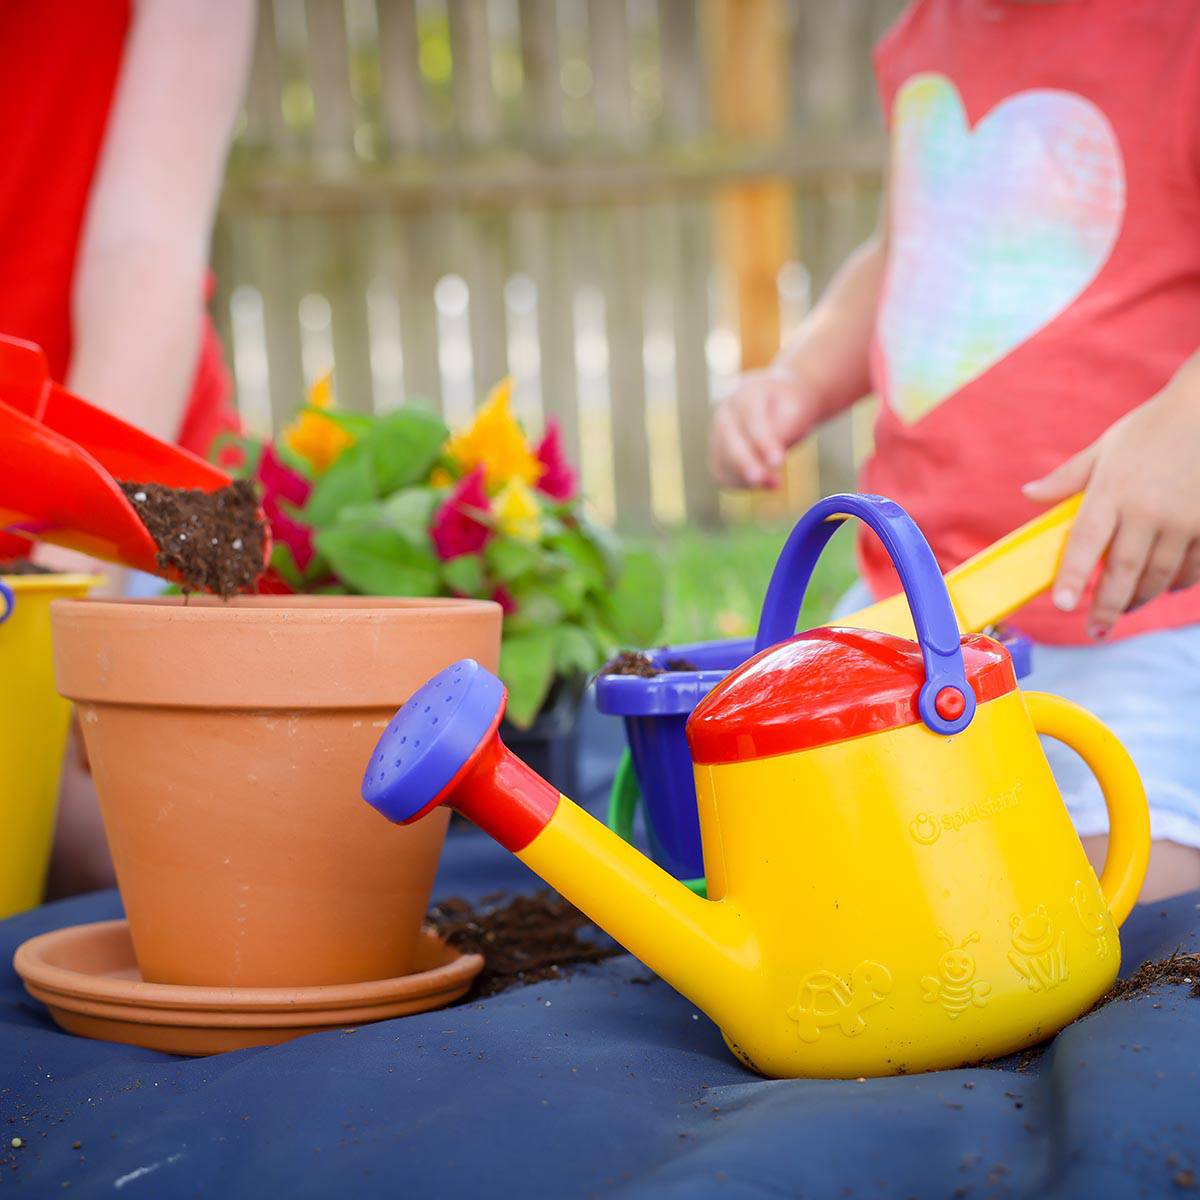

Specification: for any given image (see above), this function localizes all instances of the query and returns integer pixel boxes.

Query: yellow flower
[282,370,355,474]
[494,477,542,542]
[429,465,454,488]
[446,377,543,490]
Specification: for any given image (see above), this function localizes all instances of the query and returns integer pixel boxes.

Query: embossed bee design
[1007,904,1069,992]
[1070,878,1111,958]
[921,929,991,1018]
[787,960,893,1044]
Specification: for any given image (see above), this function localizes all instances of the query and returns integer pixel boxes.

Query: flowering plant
[224,375,663,727]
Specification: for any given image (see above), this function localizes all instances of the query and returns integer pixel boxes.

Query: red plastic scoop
[0,335,266,578]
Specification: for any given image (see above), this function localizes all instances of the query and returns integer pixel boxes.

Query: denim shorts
[834,582,1200,849]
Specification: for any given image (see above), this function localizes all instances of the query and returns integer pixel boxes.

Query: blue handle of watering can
[0,582,13,625]
[754,493,974,736]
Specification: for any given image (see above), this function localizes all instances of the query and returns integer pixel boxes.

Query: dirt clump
[120,480,265,597]
[602,651,699,677]
[0,560,52,575]
[430,890,620,998]
[1091,951,1200,1011]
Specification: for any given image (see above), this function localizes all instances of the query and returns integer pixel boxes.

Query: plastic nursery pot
[0,573,102,917]
[595,637,753,882]
[50,595,501,989]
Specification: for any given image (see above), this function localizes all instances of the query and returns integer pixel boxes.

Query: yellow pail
[0,573,101,916]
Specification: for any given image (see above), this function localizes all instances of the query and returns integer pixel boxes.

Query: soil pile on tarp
[431,891,620,998]
[1092,951,1200,1010]
[120,480,265,597]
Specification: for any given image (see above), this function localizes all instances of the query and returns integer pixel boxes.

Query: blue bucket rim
[594,629,1032,718]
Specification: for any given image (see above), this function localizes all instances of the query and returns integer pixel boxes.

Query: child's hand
[1022,365,1200,637]
[710,366,823,489]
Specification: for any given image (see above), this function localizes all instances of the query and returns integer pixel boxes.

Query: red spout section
[448,730,561,852]
[363,660,560,853]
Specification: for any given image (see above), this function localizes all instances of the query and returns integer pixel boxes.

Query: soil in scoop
[430,890,620,998]
[120,480,265,597]
[602,650,699,677]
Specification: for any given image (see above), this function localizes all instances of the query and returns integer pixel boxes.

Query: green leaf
[314,525,439,596]
[554,625,601,677]
[542,569,587,617]
[499,629,557,729]
[299,548,333,588]
[485,536,543,584]
[504,588,565,635]
[602,548,665,646]
[380,488,440,544]
[547,528,607,589]
[268,540,305,589]
[331,500,388,527]
[302,442,376,526]
[441,553,488,598]
[371,409,449,493]
[575,515,623,578]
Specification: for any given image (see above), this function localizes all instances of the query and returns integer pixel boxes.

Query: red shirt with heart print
[861,0,1200,643]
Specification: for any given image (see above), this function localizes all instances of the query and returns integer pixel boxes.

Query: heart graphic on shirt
[878,73,1125,424]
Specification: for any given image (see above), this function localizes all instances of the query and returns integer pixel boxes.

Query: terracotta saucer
[13,920,483,1056]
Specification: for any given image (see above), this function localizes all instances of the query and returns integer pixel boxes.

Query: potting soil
[430,890,620,998]
[0,560,52,575]
[602,651,699,678]
[119,480,265,597]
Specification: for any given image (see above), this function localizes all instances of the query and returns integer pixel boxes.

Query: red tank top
[863,0,1200,643]
[0,0,238,458]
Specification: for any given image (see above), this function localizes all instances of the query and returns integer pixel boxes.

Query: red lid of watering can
[686,627,1016,766]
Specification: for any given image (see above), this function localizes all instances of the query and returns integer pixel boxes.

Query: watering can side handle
[754,493,974,736]
[1023,691,1151,925]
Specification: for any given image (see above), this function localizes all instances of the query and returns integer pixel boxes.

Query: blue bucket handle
[0,581,13,625]
[753,493,974,736]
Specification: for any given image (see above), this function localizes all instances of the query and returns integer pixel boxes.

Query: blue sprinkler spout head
[362,658,506,826]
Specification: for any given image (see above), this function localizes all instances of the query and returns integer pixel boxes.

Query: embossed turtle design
[788,960,894,1044]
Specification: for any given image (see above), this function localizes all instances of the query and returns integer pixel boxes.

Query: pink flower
[431,466,493,560]
[492,584,517,615]
[534,421,577,501]
[256,442,316,571]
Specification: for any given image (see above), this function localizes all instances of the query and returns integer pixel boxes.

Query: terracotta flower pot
[50,596,501,989]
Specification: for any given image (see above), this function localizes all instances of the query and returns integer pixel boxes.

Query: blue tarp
[2,712,1199,1198]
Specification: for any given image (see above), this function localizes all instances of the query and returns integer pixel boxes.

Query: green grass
[640,520,859,646]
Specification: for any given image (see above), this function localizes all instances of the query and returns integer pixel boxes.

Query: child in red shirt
[712,0,1200,900]
[0,0,256,895]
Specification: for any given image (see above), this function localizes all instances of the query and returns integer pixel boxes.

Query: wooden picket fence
[212,0,904,527]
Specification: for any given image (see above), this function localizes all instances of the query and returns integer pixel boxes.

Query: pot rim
[51,594,501,622]
[50,595,503,708]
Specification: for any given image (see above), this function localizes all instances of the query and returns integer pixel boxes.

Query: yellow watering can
[362,495,1150,1078]
[0,571,101,916]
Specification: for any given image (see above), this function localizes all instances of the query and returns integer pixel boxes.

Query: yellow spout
[517,796,759,1029]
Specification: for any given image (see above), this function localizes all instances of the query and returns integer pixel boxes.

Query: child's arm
[67,0,255,442]
[710,219,888,490]
[1023,349,1200,637]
